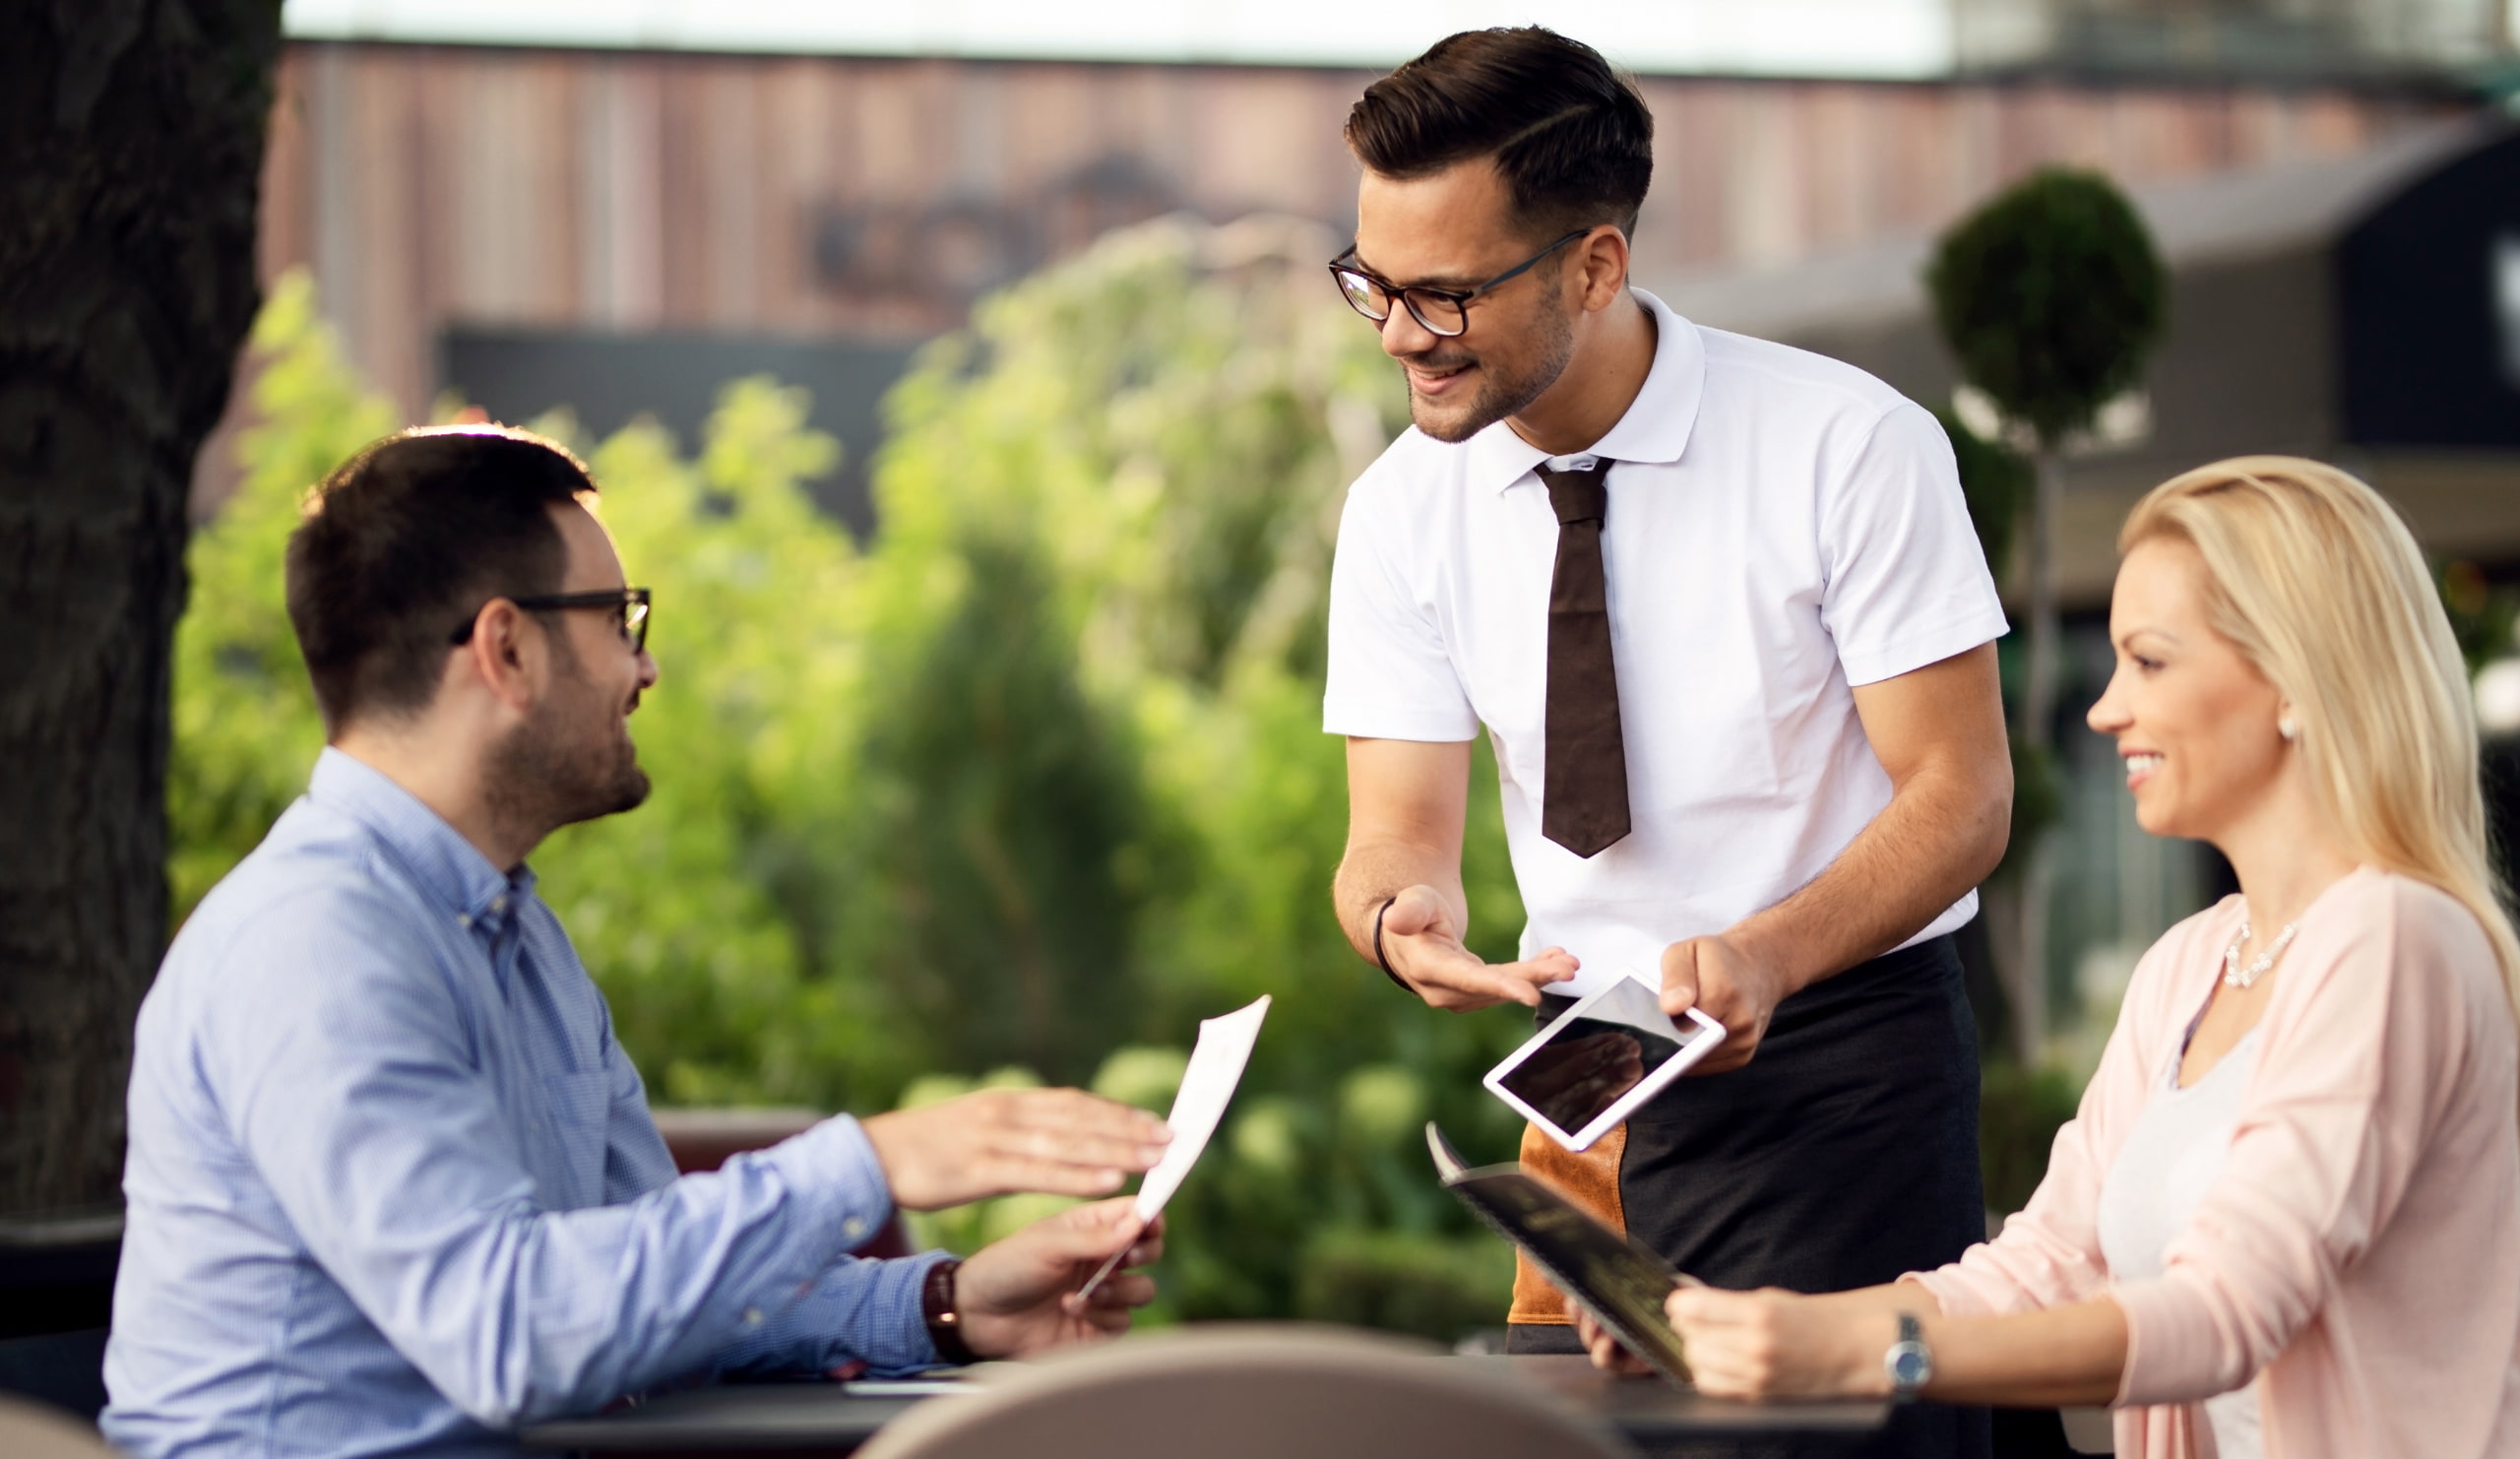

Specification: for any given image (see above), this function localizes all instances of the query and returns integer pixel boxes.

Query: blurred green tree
[1927,167,2166,1063]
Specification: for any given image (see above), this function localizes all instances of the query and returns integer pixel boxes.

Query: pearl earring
[2279,715,2299,741]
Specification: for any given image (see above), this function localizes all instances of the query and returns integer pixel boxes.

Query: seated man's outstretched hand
[862,1088,1170,1210]
[958,1198,1165,1360]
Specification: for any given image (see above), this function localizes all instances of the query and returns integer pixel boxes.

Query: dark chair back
[0,1218,119,1423]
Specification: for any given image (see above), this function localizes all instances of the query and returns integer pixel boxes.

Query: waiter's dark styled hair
[285,426,595,731]
[1345,27,1655,240]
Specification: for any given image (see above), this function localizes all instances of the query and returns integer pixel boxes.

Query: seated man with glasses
[103,427,1171,1459]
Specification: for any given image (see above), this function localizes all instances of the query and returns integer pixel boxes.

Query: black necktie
[1540,462,1631,858]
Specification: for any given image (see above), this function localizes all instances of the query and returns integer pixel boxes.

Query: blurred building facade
[237,40,2471,500]
[1955,0,2515,76]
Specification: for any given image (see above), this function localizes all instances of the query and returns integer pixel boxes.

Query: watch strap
[921,1257,977,1365]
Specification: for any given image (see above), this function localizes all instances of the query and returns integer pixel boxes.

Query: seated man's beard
[485,688,651,845]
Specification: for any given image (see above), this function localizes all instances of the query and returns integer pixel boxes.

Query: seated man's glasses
[1328,228,1591,339]
[450,588,653,655]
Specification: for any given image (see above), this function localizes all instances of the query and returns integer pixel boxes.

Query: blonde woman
[1577,457,2520,1456]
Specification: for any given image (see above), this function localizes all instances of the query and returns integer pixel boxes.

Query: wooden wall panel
[252,42,2465,423]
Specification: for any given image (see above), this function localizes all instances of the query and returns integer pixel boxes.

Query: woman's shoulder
[2307,866,2488,953]
[2295,866,2505,1015]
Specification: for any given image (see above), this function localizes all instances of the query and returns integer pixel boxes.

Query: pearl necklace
[2222,920,2300,989]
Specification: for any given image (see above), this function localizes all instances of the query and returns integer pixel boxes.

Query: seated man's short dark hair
[1345,27,1655,241]
[285,426,597,730]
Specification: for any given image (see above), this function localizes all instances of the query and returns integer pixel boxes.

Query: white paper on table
[1073,993,1269,1299]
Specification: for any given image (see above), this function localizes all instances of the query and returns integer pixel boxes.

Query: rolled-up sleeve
[207,886,916,1427]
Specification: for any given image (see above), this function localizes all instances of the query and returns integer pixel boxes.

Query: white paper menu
[1074,994,1270,1299]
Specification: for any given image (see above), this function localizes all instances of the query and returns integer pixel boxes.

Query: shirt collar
[1467,287,1707,496]
[308,747,534,933]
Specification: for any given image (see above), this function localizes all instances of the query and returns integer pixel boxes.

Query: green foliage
[1978,1059,2082,1217]
[1926,167,2167,448]
[1987,736,2066,890]
[841,527,1150,1086]
[2438,559,2518,675]
[1293,1228,1515,1343]
[1931,407,2032,587]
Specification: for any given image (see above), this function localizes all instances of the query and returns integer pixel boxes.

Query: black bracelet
[1370,897,1412,992]
[920,1257,977,1365]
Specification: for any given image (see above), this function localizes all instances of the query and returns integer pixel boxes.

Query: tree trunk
[2021,451,2064,756]
[0,2,281,1217]
[2001,450,2068,1066]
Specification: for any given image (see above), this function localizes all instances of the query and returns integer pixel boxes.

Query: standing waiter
[1322,28,2011,1458]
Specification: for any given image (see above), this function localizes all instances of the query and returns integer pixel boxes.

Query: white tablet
[1482,972,1724,1152]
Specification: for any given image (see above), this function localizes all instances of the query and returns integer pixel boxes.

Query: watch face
[1890,1345,1932,1388]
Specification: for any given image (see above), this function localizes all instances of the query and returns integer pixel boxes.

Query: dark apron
[1508,933,1990,1459]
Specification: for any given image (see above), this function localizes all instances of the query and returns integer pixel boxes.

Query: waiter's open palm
[1381,884,1578,1009]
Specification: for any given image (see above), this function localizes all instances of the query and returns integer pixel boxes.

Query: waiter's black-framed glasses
[1328,227,1591,339]
[450,587,652,654]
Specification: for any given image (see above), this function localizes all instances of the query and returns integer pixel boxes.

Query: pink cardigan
[1914,868,2520,1458]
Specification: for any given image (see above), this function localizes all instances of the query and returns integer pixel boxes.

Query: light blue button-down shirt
[104,749,944,1459]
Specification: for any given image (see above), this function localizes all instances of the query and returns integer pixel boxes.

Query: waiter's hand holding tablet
[1483,972,1726,1152]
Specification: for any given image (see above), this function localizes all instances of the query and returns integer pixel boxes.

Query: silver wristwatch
[1884,1311,1932,1401]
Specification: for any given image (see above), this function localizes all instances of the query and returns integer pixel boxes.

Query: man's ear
[1576,227,1631,313]
[454,598,545,714]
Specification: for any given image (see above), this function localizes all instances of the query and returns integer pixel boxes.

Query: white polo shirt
[1324,289,2007,997]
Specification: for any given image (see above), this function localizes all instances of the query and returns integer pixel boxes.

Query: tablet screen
[1494,977,1709,1137]
[1426,1122,1693,1386]
[1446,1167,1689,1377]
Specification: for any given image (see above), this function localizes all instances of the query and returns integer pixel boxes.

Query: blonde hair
[2120,456,2520,1020]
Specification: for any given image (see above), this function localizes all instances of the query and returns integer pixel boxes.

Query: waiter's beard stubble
[485,637,652,841]
[1406,294,1578,445]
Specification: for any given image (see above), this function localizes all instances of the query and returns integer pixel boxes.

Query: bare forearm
[1335,737,1473,966]
[1670,1280,2123,1408]
[1732,758,2007,994]
[1921,1299,2127,1408]
[1797,1282,2123,1406]
[1333,837,1466,965]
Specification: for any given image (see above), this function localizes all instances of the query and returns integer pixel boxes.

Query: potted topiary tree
[1927,166,2166,1064]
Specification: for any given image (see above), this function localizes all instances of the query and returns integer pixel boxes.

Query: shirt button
[842,1217,866,1239]
[490,896,509,914]
[744,1307,763,1326]
[455,914,472,928]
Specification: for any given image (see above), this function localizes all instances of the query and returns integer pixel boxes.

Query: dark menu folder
[1426,1121,1697,1386]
